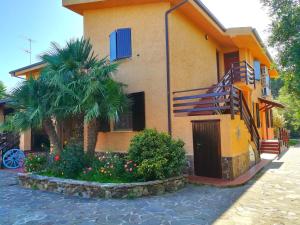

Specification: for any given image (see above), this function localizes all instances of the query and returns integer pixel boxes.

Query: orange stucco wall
[83,2,170,151]
[172,115,251,157]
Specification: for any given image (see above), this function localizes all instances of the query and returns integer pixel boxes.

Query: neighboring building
[8,0,285,179]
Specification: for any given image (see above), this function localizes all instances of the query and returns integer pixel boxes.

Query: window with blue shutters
[254,60,261,80]
[110,28,132,61]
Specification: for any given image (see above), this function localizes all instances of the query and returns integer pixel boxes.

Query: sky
[0,0,272,91]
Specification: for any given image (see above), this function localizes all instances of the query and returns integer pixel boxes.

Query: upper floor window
[110,28,132,61]
[254,60,261,80]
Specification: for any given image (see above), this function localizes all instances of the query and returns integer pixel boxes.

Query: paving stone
[0,146,299,224]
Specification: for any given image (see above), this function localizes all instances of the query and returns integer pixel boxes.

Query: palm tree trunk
[43,118,62,154]
[86,118,98,157]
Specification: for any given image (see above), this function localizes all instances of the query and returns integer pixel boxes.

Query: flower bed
[18,173,186,199]
[21,130,188,198]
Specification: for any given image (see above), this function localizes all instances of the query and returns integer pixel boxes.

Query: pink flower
[88,167,92,171]
[54,155,60,161]
[129,168,133,172]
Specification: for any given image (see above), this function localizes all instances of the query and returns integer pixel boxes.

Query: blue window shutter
[116,28,132,59]
[254,60,261,80]
[110,31,117,61]
[266,75,270,88]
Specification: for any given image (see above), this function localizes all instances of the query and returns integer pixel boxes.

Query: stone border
[18,173,186,199]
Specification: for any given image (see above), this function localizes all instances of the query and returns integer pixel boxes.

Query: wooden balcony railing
[232,61,256,88]
[173,84,240,119]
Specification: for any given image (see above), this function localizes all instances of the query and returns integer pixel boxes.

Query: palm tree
[41,38,128,156]
[5,78,63,153]
[79,59,129,156]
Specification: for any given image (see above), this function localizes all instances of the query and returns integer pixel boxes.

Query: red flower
[54,155,60,161]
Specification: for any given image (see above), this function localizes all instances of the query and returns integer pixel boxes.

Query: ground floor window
[99,92,145,132]
[113,111,133,131]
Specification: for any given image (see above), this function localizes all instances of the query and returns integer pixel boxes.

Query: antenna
[20,36,36,64]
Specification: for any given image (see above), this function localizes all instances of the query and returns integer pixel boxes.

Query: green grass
[289,139,299,146]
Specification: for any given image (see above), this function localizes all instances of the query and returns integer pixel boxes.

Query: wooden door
[224,52,239,73]
[192,120,222,178]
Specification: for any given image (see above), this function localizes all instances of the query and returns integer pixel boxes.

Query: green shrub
[47,143,85,178]
[289,139,298,146]
[25,154,47,173]
[128,129,186,181]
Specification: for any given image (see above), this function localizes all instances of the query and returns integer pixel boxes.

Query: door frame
[191,119,222,178]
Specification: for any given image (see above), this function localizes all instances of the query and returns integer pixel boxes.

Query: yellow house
[9,0,285,180]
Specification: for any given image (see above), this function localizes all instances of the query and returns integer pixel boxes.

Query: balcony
[231,61,256,88]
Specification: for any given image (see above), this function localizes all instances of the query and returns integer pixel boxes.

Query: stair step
[261,148,280,152]
[261,152,280,155]
[261,146,279,149]
[261,143,279,145]
[261,149,280,152]
[261,145,279,148]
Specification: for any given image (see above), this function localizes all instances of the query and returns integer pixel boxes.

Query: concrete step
[261,144,280,147]
[261,147,280,150]
[261,149,280,154]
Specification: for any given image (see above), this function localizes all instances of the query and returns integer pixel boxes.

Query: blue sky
[0,0,83,91]
[0,0,271,91]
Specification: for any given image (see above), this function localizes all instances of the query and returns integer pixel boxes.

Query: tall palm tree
[5,78,63,153]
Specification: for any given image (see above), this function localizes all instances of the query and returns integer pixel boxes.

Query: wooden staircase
[173,61,260,151]
[260,141,281,155]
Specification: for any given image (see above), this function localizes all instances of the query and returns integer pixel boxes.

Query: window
[254,60,261,80]
[114,111,133,131]
[110,28,132,61]
[99,92,145,132]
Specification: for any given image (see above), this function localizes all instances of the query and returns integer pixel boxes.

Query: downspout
[165,0,189,136]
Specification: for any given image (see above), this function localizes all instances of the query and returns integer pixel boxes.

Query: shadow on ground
[0,149,293,225]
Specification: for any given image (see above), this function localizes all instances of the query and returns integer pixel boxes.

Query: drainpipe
[165,0,189,136]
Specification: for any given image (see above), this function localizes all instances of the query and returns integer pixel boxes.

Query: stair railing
[239,91,260,151]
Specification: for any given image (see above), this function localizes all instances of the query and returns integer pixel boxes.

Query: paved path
[0,146,299,225]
